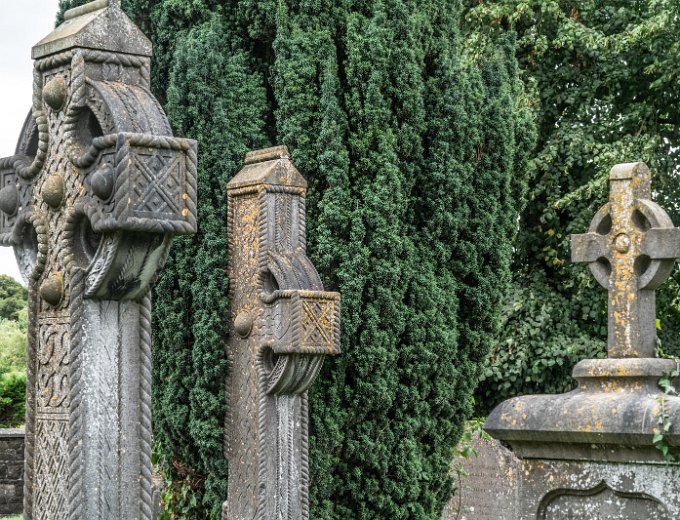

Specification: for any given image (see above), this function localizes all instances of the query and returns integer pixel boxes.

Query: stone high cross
[572,163,680,358]
[224,146,341,520]
[0,2,197,519]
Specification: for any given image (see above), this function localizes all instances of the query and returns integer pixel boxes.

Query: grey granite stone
[0,1,197,518]
[223,146,341,520]
[0,429,24,516]
[442,433,519,520]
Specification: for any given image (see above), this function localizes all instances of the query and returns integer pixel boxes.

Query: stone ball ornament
[42,77,68,111]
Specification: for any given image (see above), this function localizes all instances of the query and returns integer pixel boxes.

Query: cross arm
[572,232,608,264]
[0,155,33,246]
[640,227,680,261]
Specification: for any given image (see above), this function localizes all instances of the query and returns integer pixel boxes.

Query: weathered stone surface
[486,161,680,519]
[442,434,519,520]
[0,429,24,516]
[521,459,678,520]
[0,2,197,519]
[223,145,341,520]
[487,164,680,448]
[572,162,680,358]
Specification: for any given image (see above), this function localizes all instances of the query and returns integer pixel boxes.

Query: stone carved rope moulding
[224,146,341,520]
[0,1,197,519]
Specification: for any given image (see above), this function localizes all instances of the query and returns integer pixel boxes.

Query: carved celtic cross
[0,2,197,519]
[224,146,341,520]
[572,163,680,358]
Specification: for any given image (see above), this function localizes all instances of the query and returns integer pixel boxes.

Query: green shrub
[0,318,27,373]
[475,271,606,413]
[0,371,26,428]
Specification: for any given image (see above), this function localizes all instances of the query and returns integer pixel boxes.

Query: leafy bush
[0,371,26,428]
[476,271,607,413]
[0,275,27,323]
[0,318,27,373]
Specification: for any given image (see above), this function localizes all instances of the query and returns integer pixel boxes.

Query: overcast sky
[0,1,60,283]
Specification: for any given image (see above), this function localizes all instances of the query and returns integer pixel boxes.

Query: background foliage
[466,0,680,412]
[0,275,27,428]
[0,371,27,428]
[59,0,534,518]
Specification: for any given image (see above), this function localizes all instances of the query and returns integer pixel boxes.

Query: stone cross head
[572,163,680,358]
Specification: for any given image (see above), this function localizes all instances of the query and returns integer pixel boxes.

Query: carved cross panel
[0,2,197,519]
[572,163,680,358]
[224,146,341,520]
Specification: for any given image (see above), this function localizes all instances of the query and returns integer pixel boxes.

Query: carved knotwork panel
[33,418,69,519]
[268,291,340,355]
[37,316,70,410]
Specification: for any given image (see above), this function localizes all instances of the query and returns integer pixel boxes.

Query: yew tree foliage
[467,0,680,412]
[57,1,533,518]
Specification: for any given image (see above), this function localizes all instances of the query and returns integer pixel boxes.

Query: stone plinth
[0,429,24,516]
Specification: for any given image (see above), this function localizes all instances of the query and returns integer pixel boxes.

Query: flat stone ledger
[0,1,197,519]
[0,429,24,516]
[442,434,519,520]
[485,163,680,519]
[223,146,341,520]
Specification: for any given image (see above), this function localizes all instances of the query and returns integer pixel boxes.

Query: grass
[2,516,22,520]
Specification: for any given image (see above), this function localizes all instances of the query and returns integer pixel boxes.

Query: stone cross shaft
[572,163,680,358]
[0,2,197,519]
[224,146,341,520]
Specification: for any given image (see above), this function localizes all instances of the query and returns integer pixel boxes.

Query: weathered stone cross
[572,162,680,358]
[0,2,196,519]
[224,146,341,520]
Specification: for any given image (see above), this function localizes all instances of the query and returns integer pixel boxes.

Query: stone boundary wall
[0,429,24,517]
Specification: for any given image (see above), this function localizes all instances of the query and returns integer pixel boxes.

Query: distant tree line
[0,275,27,428]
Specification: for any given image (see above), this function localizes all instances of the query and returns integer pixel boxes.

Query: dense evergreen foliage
[0,276,28,323]
[0,276,27,428]
[0,371,26,428]
[466,0,680,412]
[57,1,534,517]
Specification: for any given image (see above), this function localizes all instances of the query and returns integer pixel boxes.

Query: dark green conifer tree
[57,1,534,517]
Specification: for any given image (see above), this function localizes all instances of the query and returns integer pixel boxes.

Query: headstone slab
[223,145,341,520]
[442,433,519,520]
[485,162,680,519]
[0,1,197,519]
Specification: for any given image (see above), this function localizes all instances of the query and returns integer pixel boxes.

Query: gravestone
[486,162,680,519]
[442,433,519,520]
[0,1,197,519]
[223,146,341,520]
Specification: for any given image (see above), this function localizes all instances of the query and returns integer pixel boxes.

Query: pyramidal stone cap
[228,145,308,190]
[32,0,151,59]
